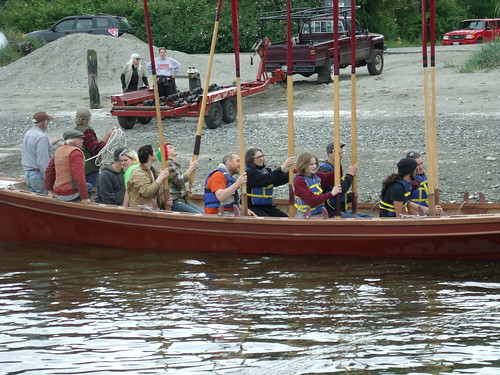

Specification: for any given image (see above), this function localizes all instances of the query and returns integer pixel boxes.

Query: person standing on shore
[44,130,91,204]
[21,111,61,194]
[146,47,181,97]
[120,53,149,93]
[73,107,115,191]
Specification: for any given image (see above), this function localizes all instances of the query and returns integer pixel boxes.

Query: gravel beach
[0,33,499,203]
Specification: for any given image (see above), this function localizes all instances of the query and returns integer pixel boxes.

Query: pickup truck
[442,19,500,45]
[258,6,386,83]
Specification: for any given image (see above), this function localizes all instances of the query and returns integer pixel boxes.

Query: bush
[0,27,45,66]
[459,39,500,72]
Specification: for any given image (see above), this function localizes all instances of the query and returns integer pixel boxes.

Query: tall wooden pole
[429,0,439,208]
[349,0,358,215]
[333,0,341,217]
[230,0,248,215]
[143,0,170,209]
[286,0,296,217]
[188,0,223,201]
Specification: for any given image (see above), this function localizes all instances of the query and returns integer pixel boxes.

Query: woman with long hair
[120,53,149,92]
[293,152,341,218]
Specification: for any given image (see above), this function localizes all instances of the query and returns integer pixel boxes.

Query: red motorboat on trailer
[1,186,500,260]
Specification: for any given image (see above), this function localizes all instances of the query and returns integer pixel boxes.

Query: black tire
[117,116,136,130]
[367,49,384,75]
[221,97,237,123]
[137,116,152,124]
[205,101,223,129]
[477,37,483,44]
[317,58,333,83]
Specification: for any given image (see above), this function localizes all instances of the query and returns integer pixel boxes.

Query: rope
[84,128,127,168]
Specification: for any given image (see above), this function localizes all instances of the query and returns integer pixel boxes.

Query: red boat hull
[1,188,500,259]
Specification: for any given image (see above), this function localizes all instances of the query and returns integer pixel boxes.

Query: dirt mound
[0,33,258,92]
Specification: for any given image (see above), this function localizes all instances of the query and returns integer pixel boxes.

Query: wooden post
[87,50,100,109]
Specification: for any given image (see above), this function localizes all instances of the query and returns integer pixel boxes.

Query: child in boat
[293,152,341,218]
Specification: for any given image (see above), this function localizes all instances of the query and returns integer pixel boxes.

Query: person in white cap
[44,130,92,204]
[21,111,61,194]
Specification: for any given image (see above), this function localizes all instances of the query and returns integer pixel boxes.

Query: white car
[0,31,7,49]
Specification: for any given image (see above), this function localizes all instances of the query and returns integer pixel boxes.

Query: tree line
[0,0,498,53]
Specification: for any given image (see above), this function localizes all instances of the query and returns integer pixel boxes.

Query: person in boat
[405,150,444,216]
[21,111,61,194]
[120,53,149,93]
[127,144,170,210]
[204,152,253,216]
[244,148,295,217]
[74,107,115,192]
[146,47,181,97]
[95,147,126,205]
[318,142,373,218]
[44,129,92,204]
[162,143,203,214]
[293,152,342,218]
[120,148,140,207]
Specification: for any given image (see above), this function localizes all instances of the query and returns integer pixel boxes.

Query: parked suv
[26,14,135,43]
[443,19,499,45]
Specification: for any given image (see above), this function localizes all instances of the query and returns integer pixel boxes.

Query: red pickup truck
[442,19,500,45]
[259,7,386,83]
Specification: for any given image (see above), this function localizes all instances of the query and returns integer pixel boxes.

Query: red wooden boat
[1,185,500,259]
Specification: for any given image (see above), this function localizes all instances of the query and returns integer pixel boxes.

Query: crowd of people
[19,46,440,219]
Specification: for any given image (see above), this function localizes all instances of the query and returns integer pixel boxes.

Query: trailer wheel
[117,116,136,130]
[367,50,384,75]
[137,116,152,124]
[317,59,333,83]
[205,102,223,129]
[221,97,237,123]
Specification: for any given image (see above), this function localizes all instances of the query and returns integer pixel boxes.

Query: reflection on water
[0,241,499,374]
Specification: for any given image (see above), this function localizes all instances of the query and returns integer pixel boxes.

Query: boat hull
[1,188,500,259]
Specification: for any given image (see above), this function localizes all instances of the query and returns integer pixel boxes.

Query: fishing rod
[142,0,171,209]
[286,0,296,217]
[188,0,223,203]
[230,0,248,216]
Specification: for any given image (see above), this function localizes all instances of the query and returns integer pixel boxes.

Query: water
[1,242,499,375]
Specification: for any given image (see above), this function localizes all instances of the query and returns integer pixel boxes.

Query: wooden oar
[333,0,342,218]
[286,0,296,217]
[421,0,436,216]
[188,0,223,203]
[349,0,358,215]
[230,0,248,216]
[142,0,171,210]
[429,0,439,209]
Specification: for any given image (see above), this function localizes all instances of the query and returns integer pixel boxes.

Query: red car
[443,19,500,45]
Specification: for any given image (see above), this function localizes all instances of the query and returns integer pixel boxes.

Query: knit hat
[113,147,127,162]
[63,129,84,140]
[32,111,53,123]
[326,141,345,154]
[75,107,91,119]
[397,158,418,177]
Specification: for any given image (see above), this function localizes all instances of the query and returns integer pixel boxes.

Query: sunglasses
[254,155,265,160]
[406,151,420,158]
[135,58,141,60]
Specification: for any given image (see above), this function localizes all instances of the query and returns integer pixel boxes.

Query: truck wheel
[205,102,223,129]
[137,116,152,124]
[221,97,237,123]
[317,59,333,83]
[367,50,384,75]
[117,116,136,130]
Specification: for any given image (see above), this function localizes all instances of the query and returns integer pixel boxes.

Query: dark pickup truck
[258,6,386,83]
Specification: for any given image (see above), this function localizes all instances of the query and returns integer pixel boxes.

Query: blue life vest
[204,168,238,210]
[411,174,429,207]
[246,167,273,206]
[318,162,349,213]
[294,174,324,215]
[379,179,411,217]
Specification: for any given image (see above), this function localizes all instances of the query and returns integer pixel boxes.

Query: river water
[1,242,499,375]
